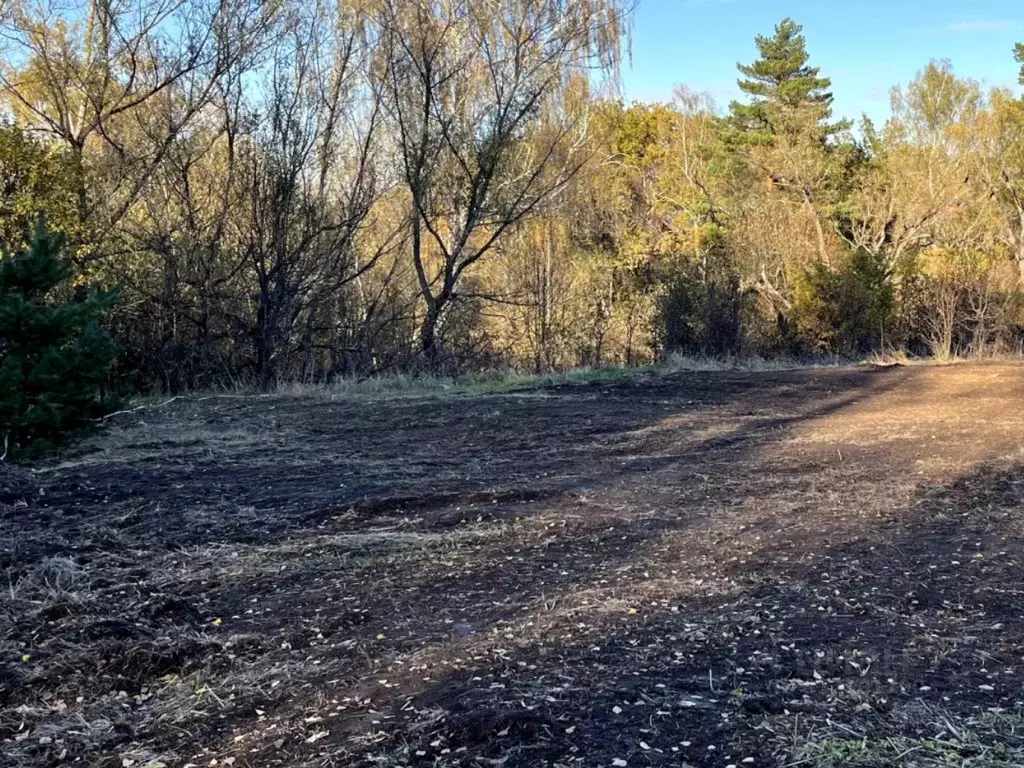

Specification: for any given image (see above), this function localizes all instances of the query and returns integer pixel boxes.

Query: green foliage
[654,238,746,357]
[658,270,744,356]
[789,249,894,355]
[1015,42,1024,85]
[727,18,850,143]
[0,220,117,460]
[613,103,673,164]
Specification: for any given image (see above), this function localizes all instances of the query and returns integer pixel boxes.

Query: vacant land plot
[3,364,1024,767]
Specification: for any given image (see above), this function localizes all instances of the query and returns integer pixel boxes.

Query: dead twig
[100,393,278,422]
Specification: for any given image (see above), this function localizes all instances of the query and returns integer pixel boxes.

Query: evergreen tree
[0,220,117,460]
[722,19,860,280]
[1016,42,1024,85]
[727,18,850,143]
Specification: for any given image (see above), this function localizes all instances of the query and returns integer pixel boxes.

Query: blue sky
[621,0,1024,125]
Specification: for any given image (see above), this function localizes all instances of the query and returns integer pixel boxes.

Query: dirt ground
[3,363,1024,768]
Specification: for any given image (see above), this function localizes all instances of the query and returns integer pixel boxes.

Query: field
[3,363,1024,767]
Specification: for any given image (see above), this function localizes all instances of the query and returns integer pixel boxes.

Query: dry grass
[95,351,1024,417]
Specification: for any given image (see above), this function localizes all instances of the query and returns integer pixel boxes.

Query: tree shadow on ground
[10,367,907,558]
[353,459,1024,768]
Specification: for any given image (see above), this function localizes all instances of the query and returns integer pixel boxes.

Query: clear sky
[621,0,1024,125]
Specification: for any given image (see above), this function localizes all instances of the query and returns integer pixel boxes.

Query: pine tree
[1016,42,1024,85]
[727,18,850,143]
[722,19,860,275]
[0,220,117,460]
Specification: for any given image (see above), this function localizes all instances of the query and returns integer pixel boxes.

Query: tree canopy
[0,8,1022,399]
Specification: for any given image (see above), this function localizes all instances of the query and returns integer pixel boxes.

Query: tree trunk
[419,298,448,371]
[803,189,829,265]
[539,228,553,372]
[256,286,276,391]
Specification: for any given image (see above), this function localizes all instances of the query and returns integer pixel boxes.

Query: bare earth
[3,363,1024,767]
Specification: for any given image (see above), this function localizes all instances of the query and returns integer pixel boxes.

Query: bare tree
[373,0,630,366]
[113,0,399,389]
[0,0,274,248]
[224,0,399,387]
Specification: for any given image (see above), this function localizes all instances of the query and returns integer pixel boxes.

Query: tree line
[2,4,1024,395]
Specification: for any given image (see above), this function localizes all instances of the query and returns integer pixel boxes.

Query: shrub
[0,124,82,248]
[789,248,894,355]
[654,239,745,357]
[913,247,1022,359]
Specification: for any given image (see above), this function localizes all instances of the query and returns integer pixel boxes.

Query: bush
[0,221,117,460]
[912,247,1022,359]
[0,124,82,248]
[654,243,745,357]
[789,249,894,355]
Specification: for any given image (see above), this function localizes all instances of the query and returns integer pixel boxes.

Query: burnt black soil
[3,364,1024,767]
